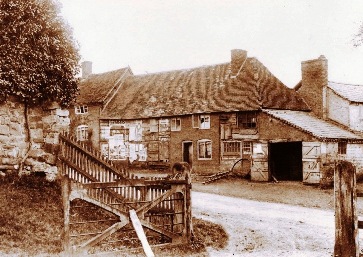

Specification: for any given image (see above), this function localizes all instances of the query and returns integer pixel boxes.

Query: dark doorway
[269,142,302,181]
[182,141,193,166]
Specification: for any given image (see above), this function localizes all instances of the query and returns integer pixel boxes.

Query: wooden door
[302,142,321,184]
[251,142,269,181]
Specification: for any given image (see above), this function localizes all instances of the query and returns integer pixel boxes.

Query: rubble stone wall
[0,99,69,180]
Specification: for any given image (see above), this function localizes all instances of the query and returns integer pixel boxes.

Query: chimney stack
[231,49,247,76]
[298,55,328,119]
[81,61,92,79]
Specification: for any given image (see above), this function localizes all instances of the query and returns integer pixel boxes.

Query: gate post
[61,175,72,255]
[334,161,359,257]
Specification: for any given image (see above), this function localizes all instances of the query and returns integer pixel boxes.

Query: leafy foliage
[0,0,80,107]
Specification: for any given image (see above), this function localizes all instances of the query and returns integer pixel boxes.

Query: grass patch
[0,172,63,256]
[0,173,228,256]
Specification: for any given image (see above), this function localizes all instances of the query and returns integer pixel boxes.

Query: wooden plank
[139,219,180,240]
[130,210,155,257]
[61,176,71,255]
[76,220,128,252]
[136,188,177,215]
[334,161,359,257]
[59,134,126,179]
[69,185,129,219]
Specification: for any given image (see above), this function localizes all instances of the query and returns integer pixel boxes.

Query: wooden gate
[58,133,192,256]
[302,142,321,184]
[251,142,268,181]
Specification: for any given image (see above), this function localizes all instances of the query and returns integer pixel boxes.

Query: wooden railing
[58,133,129,183]
[57,133,192,255]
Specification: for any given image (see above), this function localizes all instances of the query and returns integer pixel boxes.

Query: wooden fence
[58,133,192,256]
[334,160,360,257]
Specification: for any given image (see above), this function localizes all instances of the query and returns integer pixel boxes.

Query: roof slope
[328,81,363,103]
[77,67,131,104]
[264,109,363,141]
[102,58,309,119]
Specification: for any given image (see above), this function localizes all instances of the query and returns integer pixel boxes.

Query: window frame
[197,139,212,160]
[171,117,181,131]
[237,112,257,129]
[192,114,211,129]
[75,105,88,114]
[76,125,88,141]
[338,141,347,155]
[242,141,253,155]
[222,141,241,158]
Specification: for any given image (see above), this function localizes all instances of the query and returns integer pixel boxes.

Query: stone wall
[0,99,70,180]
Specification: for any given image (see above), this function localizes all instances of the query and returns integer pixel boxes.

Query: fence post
[184,170,192,242]
[334,161,359,257]
[61,175,72,255]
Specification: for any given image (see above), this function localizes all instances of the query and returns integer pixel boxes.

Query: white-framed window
[192,114,210,129]
[198,139,212,160]
[242,141,252,154]
[75,105,88,114]
[200,115,210,129]
[76,125,88,141]
[222,141,241,158]
[171,118,181,131]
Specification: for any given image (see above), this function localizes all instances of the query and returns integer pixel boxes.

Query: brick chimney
[298,55,328,119]
[231,49,247,76]
[81,61,92,79]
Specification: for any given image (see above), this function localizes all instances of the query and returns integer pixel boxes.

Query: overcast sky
[60,0,363,87]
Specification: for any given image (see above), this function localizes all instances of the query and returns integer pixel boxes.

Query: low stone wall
[0,99,69,180]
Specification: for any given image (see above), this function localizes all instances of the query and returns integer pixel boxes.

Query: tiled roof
[77,67,131,104]
[264,109,363,141]
[101,58,309,119]
[328,81,363,103]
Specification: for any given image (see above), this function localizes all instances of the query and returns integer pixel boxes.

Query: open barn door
[302,142,321,184]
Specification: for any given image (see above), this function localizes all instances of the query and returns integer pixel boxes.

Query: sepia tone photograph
[1,0,363,256]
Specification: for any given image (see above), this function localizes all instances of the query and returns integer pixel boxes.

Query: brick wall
[69,104,101,148]
[169,114,221,174]
[258,112,316,141]
[0,99,70,180]
[298,55,328,119]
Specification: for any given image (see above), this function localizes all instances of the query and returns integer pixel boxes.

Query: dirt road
[192,191,337,257]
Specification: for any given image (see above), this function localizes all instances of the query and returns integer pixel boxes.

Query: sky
[59,0,363,87]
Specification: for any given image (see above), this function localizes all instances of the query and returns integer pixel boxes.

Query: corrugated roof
[77,67,131,104]
[101,58,309,119]
[328,81,363,103]
[264,109,363,140]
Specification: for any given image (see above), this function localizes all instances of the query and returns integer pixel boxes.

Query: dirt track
[192,191,337,257]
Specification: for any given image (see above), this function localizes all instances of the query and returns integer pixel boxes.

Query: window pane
[198,140,212,159]
[238,112,256,128]
[206,141,212,158]
[200,115,210,129]
[338,142,347,155]
[76,125,88,141]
